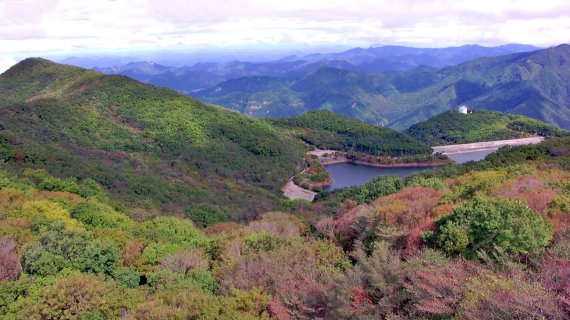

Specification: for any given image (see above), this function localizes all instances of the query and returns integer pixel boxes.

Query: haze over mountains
[196,44,570,130]
[2,47,570,320]
[83,43,570,131]
[92,44,539,93]
[3,1,570,318]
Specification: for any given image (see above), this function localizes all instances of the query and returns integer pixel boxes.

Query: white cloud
[0,0,568,58]
[0,56,18,73]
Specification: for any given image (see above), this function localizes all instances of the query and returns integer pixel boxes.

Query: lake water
[323,149,496,191]
[323,163,437,191]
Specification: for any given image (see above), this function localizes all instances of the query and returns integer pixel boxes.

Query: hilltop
[406,110,569,146]
[269,110,431,155]
[0,58,305,221]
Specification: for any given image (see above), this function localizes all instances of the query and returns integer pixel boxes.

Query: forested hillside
[0,58,306,221]
[1,137,568,319]
[406,110,569,146]
[195,44,570,130]
[270,110,431,156]
[1,57,569,320]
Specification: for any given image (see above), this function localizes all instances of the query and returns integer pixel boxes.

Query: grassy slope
[0,58,305,221]
[406,110,569,146]
[269,110,431,156]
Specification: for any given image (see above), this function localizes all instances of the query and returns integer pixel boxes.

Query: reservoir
[323,149,495,191]
[323,163,437,191]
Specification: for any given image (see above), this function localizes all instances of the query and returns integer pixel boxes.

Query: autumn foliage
[0,237,21,281]
[2,136,570,319]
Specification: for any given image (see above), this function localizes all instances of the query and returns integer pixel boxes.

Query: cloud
[0,56,18,74]
[0,0,568,58]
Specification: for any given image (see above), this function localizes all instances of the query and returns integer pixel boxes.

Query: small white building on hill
[458,105,469,114]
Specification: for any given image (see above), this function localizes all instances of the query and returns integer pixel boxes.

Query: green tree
[355,176,402,204]
[185,204,230,228]
[70,200,133,230]
[19,274,142,320]
[20,225,120,277]
[113,268,141,289]
[138,216,206,246]
[435,197,553,258]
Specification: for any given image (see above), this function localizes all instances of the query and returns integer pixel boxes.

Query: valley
[285,136,546,199]
[2,3,570,319]
[1,50,569,320]
[194,45,570,130]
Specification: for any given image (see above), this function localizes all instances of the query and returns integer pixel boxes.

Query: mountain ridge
[405,109,569,146]
[87,44,541,95]
[195,44,570,130]
[0,58,306,221]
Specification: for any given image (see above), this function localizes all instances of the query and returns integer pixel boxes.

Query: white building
[458,105,469,114]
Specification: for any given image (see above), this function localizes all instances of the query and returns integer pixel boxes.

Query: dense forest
[196,45,570,130]
[1,58,569,319]
[1,135,569,319]
[270,110,431,156]
[406,110,569,146]
[0,58,306,221]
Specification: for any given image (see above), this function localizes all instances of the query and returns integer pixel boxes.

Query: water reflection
[324,163,436,191]
[323,149,496,191]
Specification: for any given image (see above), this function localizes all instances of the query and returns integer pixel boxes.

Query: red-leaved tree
[0,236,22,281]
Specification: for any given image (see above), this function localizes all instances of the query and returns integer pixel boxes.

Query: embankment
[432,137,545,154]
[281,180,317,202]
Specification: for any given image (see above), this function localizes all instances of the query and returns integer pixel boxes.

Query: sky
[1,0,569,71]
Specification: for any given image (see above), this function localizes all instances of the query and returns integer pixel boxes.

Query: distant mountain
[95,62,225,94]
[405,110,569,146]
[291,44,541,71]
[58,56,136,68]
[0,58,305,221]
[90,44,539,94]
[94,59,360,94]
[195,44,570,130]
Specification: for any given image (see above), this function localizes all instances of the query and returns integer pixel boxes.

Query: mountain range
[1,56,568,223]
[195,44,570,130]
[87,44,570,131]
[2,39,570,320]
[92,44,539,94]
[1,54,569,319]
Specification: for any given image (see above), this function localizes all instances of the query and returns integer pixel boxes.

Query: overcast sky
[1,0,569,71]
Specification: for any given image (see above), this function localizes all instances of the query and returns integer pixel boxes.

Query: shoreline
[283,137,546,201]
[282,149,451,201]
[325,158,452,168]
[308,149,452,168]
[281,180,317,202]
